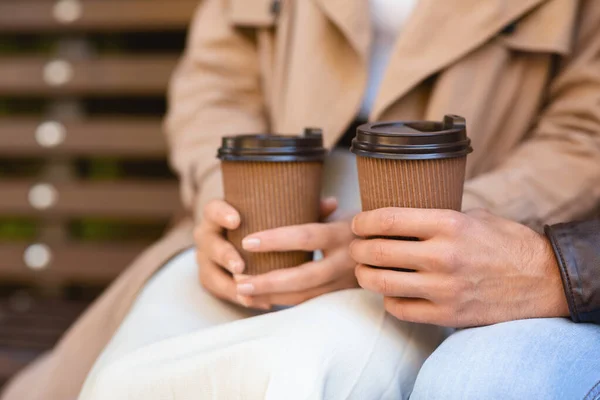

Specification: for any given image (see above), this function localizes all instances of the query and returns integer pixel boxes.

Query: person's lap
[412,318,600,400]
[79,248,444,400]
[81,248,600,400]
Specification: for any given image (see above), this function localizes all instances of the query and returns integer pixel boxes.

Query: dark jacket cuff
[545,219,600,325]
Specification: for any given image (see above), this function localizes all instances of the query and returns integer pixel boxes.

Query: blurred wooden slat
[0,181,180,218]
[0,0,197,32]
[0,242,150,283]
[0,337,56,351]
[0,327,65,350]
[0,118,167,157]
[0,56,177,96]
[0,296,89,383]
[0,348,40,384]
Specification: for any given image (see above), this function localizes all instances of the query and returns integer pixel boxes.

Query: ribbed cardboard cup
[351,114,472,216]
[218,129,326,275]
[356,156,467,211]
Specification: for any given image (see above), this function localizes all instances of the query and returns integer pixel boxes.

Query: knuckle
[438,248,461,271]
[434,278,457,301]
[215,242,229,262]
[379,209,399,233]
[297,227,315,249]
[199,264,234,301]
[374,274,393,294]
[423,250,444,270]
[227,248,240,263]
[442,211,469,234]
[220,249,236,267]
[372,242,389,266]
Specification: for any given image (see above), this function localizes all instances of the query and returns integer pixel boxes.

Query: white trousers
[79,150,445,400]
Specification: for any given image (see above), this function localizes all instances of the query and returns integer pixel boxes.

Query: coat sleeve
[164,0,268,221]
[545,219,600,325]
[461,1,600,229]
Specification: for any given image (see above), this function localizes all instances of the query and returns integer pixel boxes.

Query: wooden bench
[0,293,90,387]
[0,0,199,33]
[0,118,167,157]
[0,56,178,96]
[0,0,192,387]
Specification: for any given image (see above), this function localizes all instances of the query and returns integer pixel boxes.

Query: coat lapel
[371,0,551,119]
[310,0,371,59]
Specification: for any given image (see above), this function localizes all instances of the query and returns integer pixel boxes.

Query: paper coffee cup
[351,115,472,212]
[218,129,326,275]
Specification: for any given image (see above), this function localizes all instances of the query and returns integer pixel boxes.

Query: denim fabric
[411,318,600,400]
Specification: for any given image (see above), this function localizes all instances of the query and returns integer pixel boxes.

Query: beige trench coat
[3,0,600,398]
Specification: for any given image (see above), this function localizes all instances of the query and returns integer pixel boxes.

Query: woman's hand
[194,198,358,310]
[350,208,569,328]
[234,197,359,308]
[194,199,251,306]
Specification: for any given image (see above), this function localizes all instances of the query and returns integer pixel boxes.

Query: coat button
[23,244,53,271]
[43,59,74,87]
[28,183,59,210]
[35,121,66,148]
[53,0,83,24]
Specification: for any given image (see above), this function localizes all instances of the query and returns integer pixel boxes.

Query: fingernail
[225,214,239,226]
[242,237,261,250]
[324,196,337,204]
[228,259,244,274]
[236,295,252,307]
[236,283,255,295]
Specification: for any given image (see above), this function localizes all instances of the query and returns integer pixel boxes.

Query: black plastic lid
[351,115,473,160]
[218,128,327,162]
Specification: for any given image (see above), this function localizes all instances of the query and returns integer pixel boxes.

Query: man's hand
[350,208,569,328]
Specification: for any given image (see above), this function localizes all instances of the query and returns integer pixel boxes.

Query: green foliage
[0,219,37,241]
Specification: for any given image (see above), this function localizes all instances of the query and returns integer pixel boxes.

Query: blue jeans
[411,318,600,400]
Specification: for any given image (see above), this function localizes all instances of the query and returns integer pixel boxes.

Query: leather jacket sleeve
[545,219,600,325]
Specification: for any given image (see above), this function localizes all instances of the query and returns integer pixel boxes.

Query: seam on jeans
[583,379,600,400]
[549,229,580,318]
